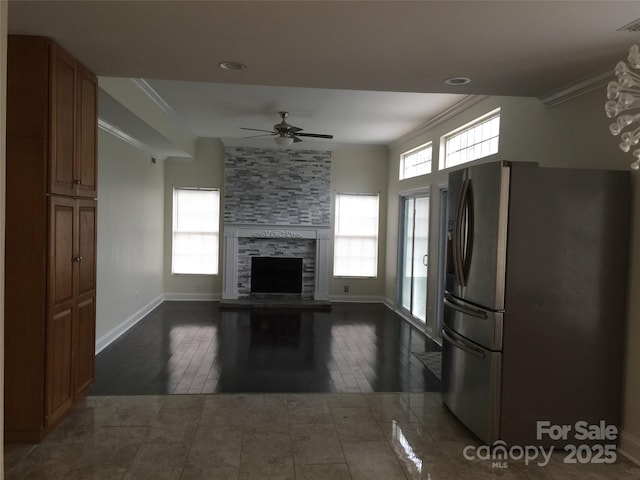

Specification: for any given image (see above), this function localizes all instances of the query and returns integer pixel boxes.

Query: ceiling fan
[240,111,334,146]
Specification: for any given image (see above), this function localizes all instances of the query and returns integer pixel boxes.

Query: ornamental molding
[252,230,304,239]
[224,224,330,240]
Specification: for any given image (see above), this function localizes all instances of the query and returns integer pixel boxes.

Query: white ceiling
[8,0,640,155]
[142,80,466,147]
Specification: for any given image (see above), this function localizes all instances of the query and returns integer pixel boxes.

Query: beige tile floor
[4,393,640,479]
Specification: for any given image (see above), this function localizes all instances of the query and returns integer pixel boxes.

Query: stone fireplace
[222,225,330,300]
[222,147,331,302]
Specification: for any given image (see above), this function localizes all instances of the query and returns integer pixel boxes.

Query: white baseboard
[329,294,385,303]
[381,299,441,343]
[382,297,396,310]
[619,429,640,466]
[163,292,221,301]
[95,294,164,354]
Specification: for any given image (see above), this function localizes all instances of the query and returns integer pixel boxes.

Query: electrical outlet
[344,285,350,293]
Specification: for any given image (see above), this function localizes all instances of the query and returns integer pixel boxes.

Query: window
[400,143,432,180]
[172,187,220,275]
[333,193,379,277]
[440,109,500,170]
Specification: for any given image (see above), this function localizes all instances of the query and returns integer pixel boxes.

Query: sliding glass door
[400,195,429,323]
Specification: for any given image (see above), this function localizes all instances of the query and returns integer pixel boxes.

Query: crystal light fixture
[606,44,640,170]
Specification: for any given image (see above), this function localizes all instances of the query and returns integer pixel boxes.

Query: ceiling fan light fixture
[274,135,294,146]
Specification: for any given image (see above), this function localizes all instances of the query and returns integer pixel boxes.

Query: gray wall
[330,147,389,300]
[95,129,165,346]
[163,138,225,299]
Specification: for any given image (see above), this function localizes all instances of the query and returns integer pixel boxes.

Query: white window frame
[439,108,501,170]
[400,142,432,180]
[333,193,379,278]
[171,187,220,275]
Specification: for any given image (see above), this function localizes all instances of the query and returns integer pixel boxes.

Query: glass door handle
[423,254,428,266]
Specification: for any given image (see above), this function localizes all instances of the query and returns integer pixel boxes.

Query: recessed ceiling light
[219,61,248,71]
[444,76,472,86]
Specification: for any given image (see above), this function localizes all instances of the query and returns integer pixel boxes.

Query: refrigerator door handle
[453,177,474,287]
[453,180,466,287]
[443,328,486,359]
[444,295,487,320]
[462,179,474,284]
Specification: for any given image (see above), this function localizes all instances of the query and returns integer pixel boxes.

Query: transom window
[400,143,432,180]
[333,193,379,278]
[172,187,220,275]
[440,109,500,170]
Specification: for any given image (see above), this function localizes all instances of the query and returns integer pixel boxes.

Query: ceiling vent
[618,18,640,32]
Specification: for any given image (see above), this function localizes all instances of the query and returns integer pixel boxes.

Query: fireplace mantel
[222,224,330,301]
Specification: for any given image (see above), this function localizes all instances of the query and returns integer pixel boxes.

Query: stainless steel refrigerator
[441,160,630,446]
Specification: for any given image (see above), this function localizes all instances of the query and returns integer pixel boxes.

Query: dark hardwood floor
[89,301,441,395]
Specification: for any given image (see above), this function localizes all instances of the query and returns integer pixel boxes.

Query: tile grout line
[328,392,357,480]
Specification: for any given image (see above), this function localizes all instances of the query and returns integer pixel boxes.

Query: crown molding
[131,78,184,124]
[538,69,613,107]
[98,117,150,153]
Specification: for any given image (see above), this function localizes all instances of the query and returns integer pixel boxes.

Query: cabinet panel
[5,35,50,440]
[50,44,77,197]
[46,307,74,427]
[77,200,97,296]
[74,295,96,397]
[50,198,75,306]
[77,68,97,197]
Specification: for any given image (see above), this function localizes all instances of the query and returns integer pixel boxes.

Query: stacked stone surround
[224,147,331,225]
[223,147,332,300]
[237,238,316,298]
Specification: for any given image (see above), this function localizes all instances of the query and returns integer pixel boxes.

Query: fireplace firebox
[250,257,303,295]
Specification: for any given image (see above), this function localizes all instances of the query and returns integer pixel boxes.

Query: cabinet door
[46,307,74,427]
[49,44,77,197]
[74,199,97,397]
[76,67,97,198]
[74,295,96,397]
[49,197,75,308]
[76,199,96,297]
[46,197,76,425]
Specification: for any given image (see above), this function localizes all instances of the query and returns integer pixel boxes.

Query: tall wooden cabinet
[5,35,98,443]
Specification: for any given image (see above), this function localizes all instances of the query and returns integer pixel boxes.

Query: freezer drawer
[441,326,502,444]
[443,293,503,350]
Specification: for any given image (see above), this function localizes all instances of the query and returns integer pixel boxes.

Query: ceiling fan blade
[288,126,303,133]
[295,132,334,139]
[239,127,275,134]
[292,136,303,143]
[243,133,275,139]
